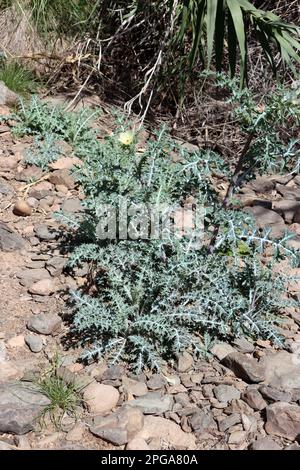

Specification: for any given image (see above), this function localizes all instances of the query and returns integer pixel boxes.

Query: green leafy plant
[59,79,300,371]
[207,72,300,177]
[65,131,299,371]
[15,80,300,372]
[13,97,100,171]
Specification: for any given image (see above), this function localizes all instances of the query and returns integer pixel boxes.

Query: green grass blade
[178,0,190,42]
[237,0,258,13]
[281,30,300,52]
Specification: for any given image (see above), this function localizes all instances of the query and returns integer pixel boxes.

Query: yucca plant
[176,0,300,86]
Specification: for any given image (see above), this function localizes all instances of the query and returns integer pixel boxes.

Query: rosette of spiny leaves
[11,83,294,370]
[62,120,300,371]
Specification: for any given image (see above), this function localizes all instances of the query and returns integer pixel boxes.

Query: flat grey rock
[189,410,217,432]
[34,224,58,241]
[24,335,43,353]
[0,222,26,252]
[213,384,240,403]
[0,181,13,196]
[0,383,50,434]
[27,313,62,335]
[262,351,300,390]
[61,198,83,214]
[125,392,173,415]
[250,437,282,450]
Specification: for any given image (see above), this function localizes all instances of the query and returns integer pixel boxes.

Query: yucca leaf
[264,11,286,22]
[273,31,295,70]
[237,0,258,12]
[256,26,276,75]
[281,30,300,52]
[173,0,300,87]
[228,7,237,78]
[227,0,247,86]
[189,0,206,67]
[274,32,300,66]
[207,0,219,66]
[215,0,226,72]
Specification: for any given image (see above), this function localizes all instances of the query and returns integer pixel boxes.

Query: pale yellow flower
[118,131,134,146]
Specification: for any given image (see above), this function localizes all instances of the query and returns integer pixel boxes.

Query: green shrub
[15,79,300,371]
[0,0,99,35]
[66,78,300,371]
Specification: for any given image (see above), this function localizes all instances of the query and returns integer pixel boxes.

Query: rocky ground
[1,101,300,451]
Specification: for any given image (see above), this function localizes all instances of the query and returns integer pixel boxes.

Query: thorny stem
[208,131,256,254]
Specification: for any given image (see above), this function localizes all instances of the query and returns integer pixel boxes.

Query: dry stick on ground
[208,131,256,254]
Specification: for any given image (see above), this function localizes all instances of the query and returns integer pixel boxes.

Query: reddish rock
[126,438,150,450]
[13,200,32,217]
[222,352,265,383]
[242,388,267,411]
[135,415,196,450]
[265,402,300,441]
[262,351,300,390]
[49,156,83,171]
[15,166,43,182]
[49,169,75,189]
[28,279,57,296]
[83,383,119,414]
[0,156,19,171]
[90,406,144,446]
[0,81,18,107]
